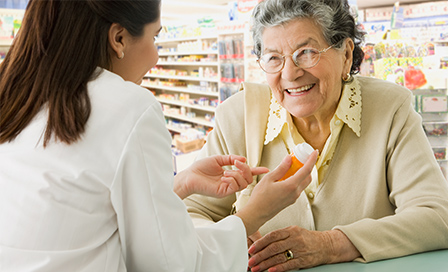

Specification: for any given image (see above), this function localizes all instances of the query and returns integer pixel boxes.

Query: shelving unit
[142,35,220,136]
[218,31,245,101]
[143,25,256,139]
[141,25,259,168]
[357,1,448,178]
[413,87,448,178]
[0,8,24,62]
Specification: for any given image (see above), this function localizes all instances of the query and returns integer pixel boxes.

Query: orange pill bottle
[278,142,314,181]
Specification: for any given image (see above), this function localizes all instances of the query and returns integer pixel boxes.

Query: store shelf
[155,35,218,44]
[158,51,218,56]
[142,83,219,97]
[148,27,252,141]
[145,74,219,83]
[163,112,214,127]
[156,97,216,113]
[157,61,219,66]
[0,39,12,47]
[166,125,186,134]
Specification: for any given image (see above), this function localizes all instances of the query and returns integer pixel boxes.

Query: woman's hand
[248,231,262,249]
[174,155,269,199]
[247,227,361,272]
[235,150,319,236]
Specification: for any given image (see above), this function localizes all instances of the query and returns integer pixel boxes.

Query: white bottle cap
[293,143,314,164]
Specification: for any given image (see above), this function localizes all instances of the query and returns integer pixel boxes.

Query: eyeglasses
[257,45,334,74]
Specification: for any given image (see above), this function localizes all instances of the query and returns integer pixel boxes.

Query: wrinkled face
[261,18,352,121]
[116,18,162,85]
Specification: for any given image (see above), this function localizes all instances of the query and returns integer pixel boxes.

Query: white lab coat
[0,69,248,271]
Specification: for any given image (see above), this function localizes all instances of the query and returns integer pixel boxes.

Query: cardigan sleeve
[335,91,448,262]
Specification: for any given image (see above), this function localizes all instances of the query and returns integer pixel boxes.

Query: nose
[281,56,304,82]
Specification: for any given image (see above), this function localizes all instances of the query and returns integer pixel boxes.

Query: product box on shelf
[174,135,205,154]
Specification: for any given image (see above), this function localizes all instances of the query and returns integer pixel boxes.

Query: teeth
[287,84,314,93]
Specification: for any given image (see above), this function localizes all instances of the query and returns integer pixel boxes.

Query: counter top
[297,249,448,272]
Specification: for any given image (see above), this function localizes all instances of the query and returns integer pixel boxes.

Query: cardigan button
[308,192,314,199]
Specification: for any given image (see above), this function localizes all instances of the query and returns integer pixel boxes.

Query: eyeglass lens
[259,48,321,73]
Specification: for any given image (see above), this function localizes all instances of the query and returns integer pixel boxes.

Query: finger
[222,170,249,191]
[219,177,240,195]
[214,154,247,168]
[234,159,255,185]
[228,154,247,165]
[250,166,270,176]
[283,150,318,190]
[248,229,289,255]
[248,240,289,269]
[248,231,262,244]
[301,149,319,173]
[262,155,292,182]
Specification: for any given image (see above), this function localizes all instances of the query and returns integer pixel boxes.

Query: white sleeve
[110,101,248,272]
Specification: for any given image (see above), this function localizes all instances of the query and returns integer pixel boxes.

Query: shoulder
[357,76,413,103]
[86,69,162,137]
[216,82,271,115]
[89,69,158,115]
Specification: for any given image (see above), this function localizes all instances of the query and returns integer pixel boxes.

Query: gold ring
[284,249,294,261]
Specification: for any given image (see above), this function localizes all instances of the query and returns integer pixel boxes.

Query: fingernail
[248,245,255,254]
[251,266,260,272]
[248,257,254,267]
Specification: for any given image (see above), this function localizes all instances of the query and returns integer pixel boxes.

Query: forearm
[335,207,448,262]
[324,229,361,264]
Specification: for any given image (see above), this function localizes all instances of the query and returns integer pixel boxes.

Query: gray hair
[251,0,365,74]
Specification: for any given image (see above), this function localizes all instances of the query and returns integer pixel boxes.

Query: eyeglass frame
[257,44,334,74]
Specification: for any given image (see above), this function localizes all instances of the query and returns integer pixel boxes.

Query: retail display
[414,88,448,177]
[0,8,23,62]
[143,21,256,156]
[218,33,245,101]
[141,33,219,139]
[359,1,448,178]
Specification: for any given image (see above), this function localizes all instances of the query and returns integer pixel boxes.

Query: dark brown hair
[0,0,160,146]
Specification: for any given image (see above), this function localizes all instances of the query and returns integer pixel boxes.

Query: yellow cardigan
[184,76,448,262]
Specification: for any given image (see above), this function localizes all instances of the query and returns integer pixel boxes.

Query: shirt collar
[264,77,362,145]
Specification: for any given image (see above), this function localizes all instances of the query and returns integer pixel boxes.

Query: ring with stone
[284,249,294,261]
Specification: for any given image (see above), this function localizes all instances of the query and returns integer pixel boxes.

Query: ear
[342,38,355,75]
[108,23,126,59]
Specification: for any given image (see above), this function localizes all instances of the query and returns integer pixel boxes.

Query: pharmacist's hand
[174,155,269,199]
[235,150,318,236]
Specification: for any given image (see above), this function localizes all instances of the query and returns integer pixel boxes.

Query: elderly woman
[185,0,448,271]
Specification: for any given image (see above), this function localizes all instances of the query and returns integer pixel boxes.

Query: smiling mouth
[286,84,315,94]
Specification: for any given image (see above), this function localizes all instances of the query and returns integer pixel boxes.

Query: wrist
[234,207,266,236]
[324,229,361,264]
[173,171,191,200]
